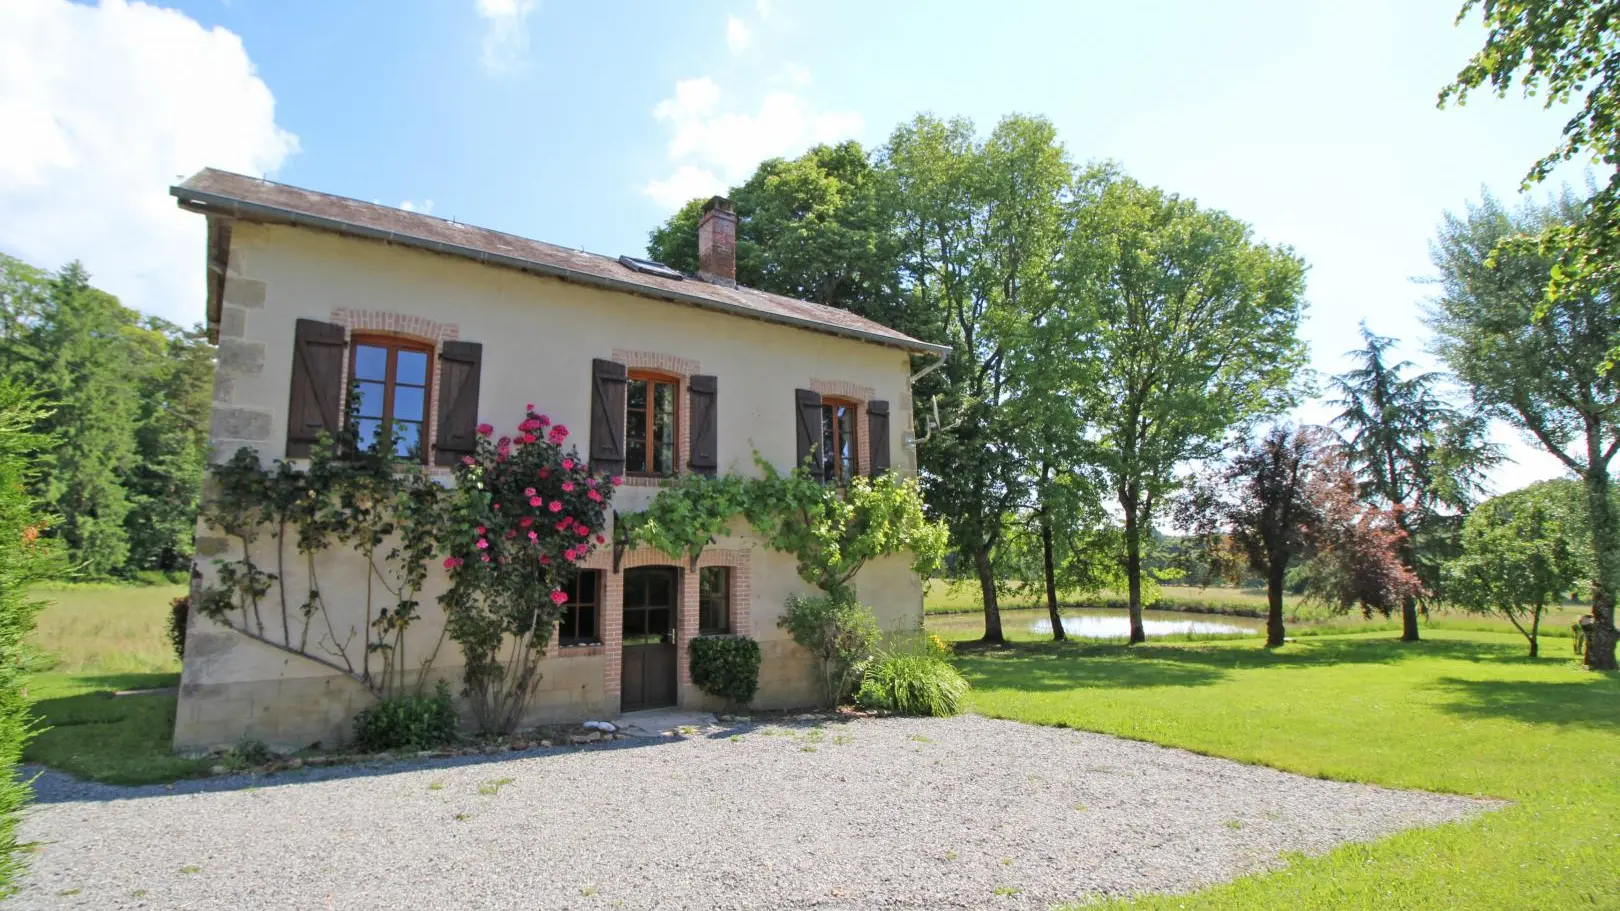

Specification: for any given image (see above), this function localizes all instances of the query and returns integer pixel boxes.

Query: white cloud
[643,165,727,210]
[476,0,537,73]
[755,0,774,20]
[0,0,297,324]
[778,63,812,88]
[643,74,863,209]
[399,199,435,214]
[725,16,750,54]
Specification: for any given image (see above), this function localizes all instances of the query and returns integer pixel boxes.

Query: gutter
[172,186,954,358]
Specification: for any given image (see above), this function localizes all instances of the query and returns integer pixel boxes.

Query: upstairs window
[350,335,433,461]
[558,570,602,646]
[626,372,679,475]
[821,398,858,486]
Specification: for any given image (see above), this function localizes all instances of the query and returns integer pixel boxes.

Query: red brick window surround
[810,379,875,478]
[348,333,433,463]
[612,350,700,487]
[329,309,461,474]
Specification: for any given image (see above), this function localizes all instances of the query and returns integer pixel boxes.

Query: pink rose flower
[461,455,476,466]
[595,534,605,544]
[481,553,491,563]
[442,556,459,569]
[549,500,563,513]
[575,525,590,537]
[526,403,536,411]
[610,475,623,487]
[587,490,603,502]
[528,530,539,541]
[530,496,543,507]
[559,516,572,527]
[562,458,575,471]
[538,467,551,479]
[550,589,569,605]
[585,477,598,488]
[476,423,494,436]
[475,526,487,535]
[525,487,536,497]
[524,433,536,444]
[520,517,533,528]
[537,414,550,426]
[561,481,575,492]
[476,539,489,549]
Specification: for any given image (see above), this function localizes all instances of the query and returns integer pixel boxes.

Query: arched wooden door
[621,566,678,711]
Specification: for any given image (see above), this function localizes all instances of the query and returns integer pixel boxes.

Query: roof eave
[171,185,952,358]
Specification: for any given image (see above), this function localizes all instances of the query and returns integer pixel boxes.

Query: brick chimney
[697,196,737,287]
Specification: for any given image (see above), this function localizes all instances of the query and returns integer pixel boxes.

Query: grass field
[930,618,1620,909]
[21,583,205,783]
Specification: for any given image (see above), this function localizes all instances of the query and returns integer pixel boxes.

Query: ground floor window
[559,570,601,645]
[698,566,730,634]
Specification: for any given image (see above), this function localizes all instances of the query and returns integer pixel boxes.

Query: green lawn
[930,617,1620,909]
[21,584,207,784]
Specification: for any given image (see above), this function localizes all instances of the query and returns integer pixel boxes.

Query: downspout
[910,350,948,384]
[907,350,949,449]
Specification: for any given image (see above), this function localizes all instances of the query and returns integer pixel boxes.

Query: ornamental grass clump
[439,406,617,733]
[857,651,970,717]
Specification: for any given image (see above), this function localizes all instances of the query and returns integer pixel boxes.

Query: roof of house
[172,169,949,356]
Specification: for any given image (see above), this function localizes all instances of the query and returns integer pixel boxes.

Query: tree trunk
[1122,497,1146,645]
[1041,513,1064,642]
[1266,563,1286,648]
[1400,595,1420,643]
[974,546,1004,645]
[1582,465,1619,670]
[1529,606,1541,659]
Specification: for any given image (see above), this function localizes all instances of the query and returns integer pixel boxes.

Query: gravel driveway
[12,714,1494,910]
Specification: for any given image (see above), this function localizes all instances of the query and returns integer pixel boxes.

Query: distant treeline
[0,254,212,580]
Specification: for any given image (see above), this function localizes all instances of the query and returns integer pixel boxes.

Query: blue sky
[0,0,1585,490]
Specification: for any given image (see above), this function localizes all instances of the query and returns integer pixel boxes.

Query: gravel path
[11,714,1496,910]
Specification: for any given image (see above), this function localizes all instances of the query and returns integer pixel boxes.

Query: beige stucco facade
[177,220,926,753]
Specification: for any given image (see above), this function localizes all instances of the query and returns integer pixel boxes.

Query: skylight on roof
[618,255,684,281]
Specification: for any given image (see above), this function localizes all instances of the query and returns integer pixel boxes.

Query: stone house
[170,169,948,752]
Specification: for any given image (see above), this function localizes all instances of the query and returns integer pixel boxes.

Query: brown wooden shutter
[688,374,718,476]
[795,388,823,480]
[867,399,891,477]
[286,319,347,458]
[433,340,483,467]
[590,358,628,476]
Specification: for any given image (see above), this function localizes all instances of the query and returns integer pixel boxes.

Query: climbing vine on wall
[623,455,947,603]
[198,392,450,699]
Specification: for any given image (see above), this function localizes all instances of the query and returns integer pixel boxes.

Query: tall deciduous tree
[1329,325,1500,641]
[882,114,1074,644]
[1447,481,1584,657]
[1429,191,1620,669]
[1179,426,1338,647]
[1063,173,1308,644]
[645,141,908,331]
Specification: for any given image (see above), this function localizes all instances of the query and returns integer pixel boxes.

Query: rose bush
[439,405,618,733]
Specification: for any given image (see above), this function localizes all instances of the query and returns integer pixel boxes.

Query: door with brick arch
[621,566,678,711]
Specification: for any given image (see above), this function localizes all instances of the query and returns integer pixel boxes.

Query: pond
[927,607,1263,640]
